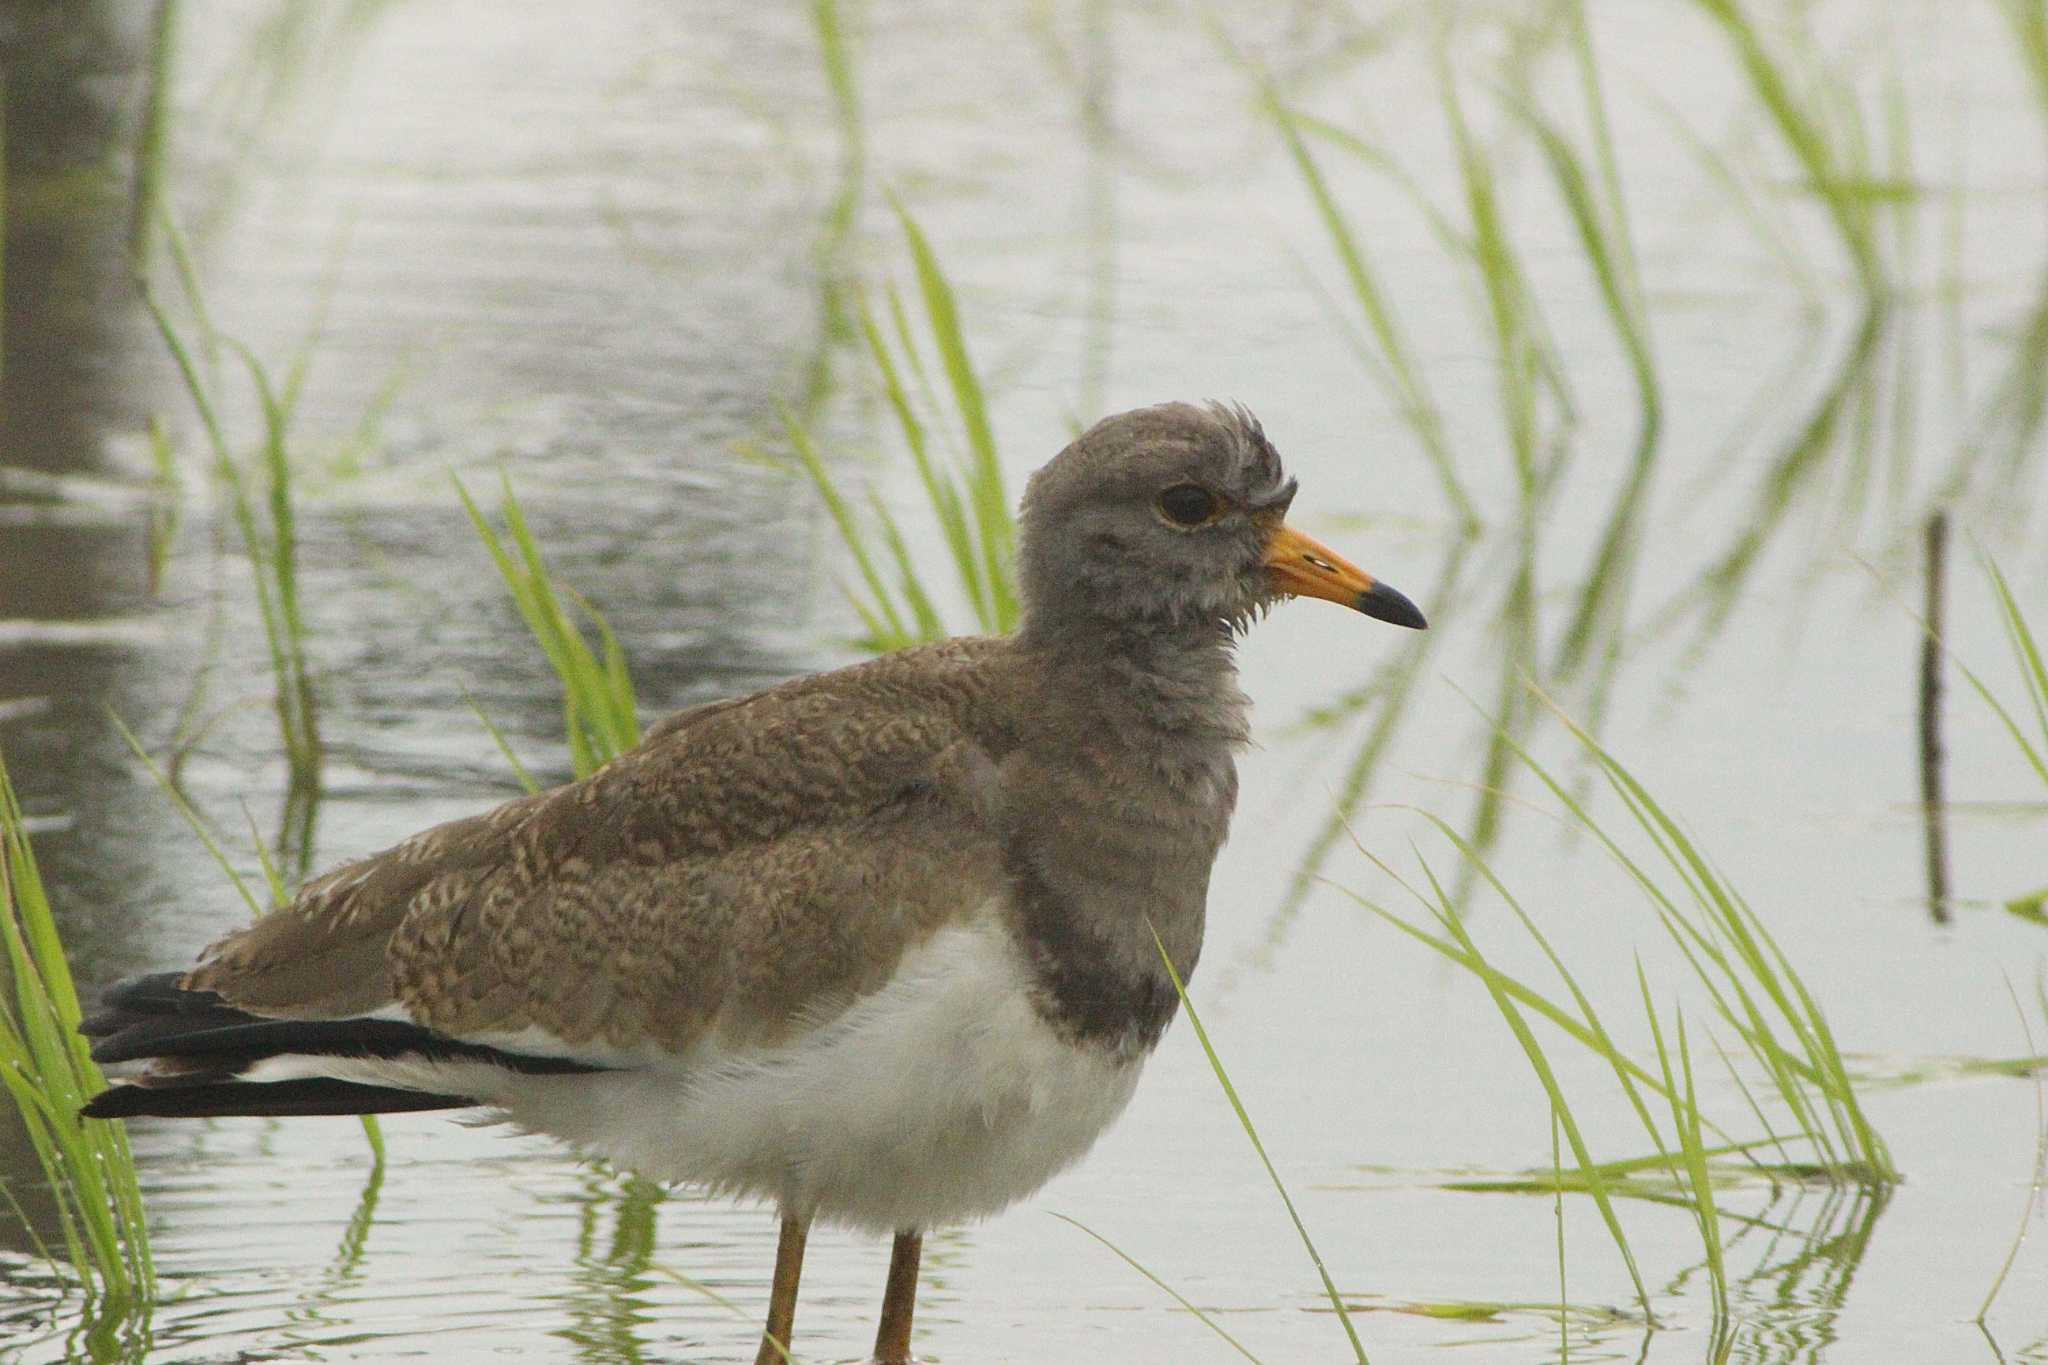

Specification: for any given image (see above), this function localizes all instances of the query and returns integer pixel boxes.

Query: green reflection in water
[553,1169,668,1365]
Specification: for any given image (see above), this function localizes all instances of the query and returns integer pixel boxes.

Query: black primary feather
[84,1078,475,1120]
[79,971,609,1120]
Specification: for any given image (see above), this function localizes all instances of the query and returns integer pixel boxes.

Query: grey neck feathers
[1017,605,1252,749]
[1003,596,1246,1057]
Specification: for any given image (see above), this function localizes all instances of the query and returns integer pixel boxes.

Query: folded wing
[84,639,1014,1116]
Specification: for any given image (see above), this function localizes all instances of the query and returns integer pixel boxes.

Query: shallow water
[3,1,2046,1361]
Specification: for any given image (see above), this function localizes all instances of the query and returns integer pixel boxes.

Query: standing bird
[82,401,1426,1364]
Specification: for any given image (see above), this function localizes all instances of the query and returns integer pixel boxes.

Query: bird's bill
[1261,523,1428,630]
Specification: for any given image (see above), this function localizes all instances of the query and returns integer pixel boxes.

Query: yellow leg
[871,1228,923,1364]
[754,1213,810,1365]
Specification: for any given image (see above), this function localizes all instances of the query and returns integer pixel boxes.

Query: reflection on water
[554,1171,665,1364]
[1,0,2045,1361]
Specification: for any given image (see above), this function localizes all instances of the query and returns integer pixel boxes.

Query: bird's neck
[1002,616,1244,1060]
[1019,613,1250,747]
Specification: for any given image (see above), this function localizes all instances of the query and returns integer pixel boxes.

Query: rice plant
[129,216,401,1177]
[787,202,1018,653]
[444,476,674,1353]
[1522,697,1892,1183]
[142,219,324,810]
[0,750,154,1342]
[127,0,177,270]
[808,0,865,383]
[454,475,640,779]
[1341,691,1896,1323]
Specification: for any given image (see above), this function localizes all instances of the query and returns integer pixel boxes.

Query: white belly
[326,913,1146,1233]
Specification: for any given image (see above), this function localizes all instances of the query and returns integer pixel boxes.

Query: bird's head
[1016,401,1426,640]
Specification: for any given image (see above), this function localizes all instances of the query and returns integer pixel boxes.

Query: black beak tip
[1356,580,1428,630]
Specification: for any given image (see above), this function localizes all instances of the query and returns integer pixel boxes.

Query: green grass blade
[867,493,946,641]
[1975,972,2046,1322]
[886,196,1016,630]
[858,293,988,624]
[1690,0,1879,292]
[1411,812,1678,1162]
[240,804,288,908]
[1527,691,1893,1179]
[1150,924,1371,1363]
[781,404,911,646]
[1051,1212,1266,1363]
[1412,857,1652,1315]
[453,473,639,775]
[109,713,264,920]
[1256,82,1474,531]
[1985,555,2048,761]
[462,687,543,797]
[0,747,154,1304]
[1342,882,1702,1127]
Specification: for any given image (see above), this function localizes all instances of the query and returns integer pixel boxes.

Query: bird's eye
[1156,483,1220,527]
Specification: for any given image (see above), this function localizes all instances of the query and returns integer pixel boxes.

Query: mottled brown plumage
[191,637,1020,1051]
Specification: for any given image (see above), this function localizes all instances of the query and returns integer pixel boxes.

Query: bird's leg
[754,1212,811,1365]
[871,1227,923,1364]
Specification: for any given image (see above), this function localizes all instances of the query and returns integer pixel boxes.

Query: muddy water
[2,1,2045,1361]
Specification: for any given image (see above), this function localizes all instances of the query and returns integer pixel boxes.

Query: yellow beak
[1260,523,1427,629]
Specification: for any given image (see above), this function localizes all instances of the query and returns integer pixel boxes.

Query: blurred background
[1,1,2044,1361]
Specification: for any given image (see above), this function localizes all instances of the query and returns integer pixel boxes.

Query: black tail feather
[78,971,608,1122]
[83,1078,475,1120]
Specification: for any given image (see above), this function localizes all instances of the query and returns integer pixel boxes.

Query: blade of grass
[781,403,915,652]
[1253,77,1475,532]
[887,193,1015,628]
[109,712,264,920]
[0,748,154,1308]
[1051,1212,1266,1363]
[1984,555,2048,766]
[647,1264,795,1364]
[1408,855,1652,1316]
[1150,923,1371,1363]
[453,473,640,776]
[1643,993,1727,1319]
[857,292,989,625]
[1975,972,2046,1322]
[1690,0,1881,294]
[462,687,542,797]
[1519,689,1894,1178]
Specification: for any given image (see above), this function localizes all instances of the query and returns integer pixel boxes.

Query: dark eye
[1156,483,1220,527]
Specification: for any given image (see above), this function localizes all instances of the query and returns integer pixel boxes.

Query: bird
[80,400,1426,1364]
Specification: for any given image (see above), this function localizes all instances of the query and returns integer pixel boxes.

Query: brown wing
[186,639,1013,1055]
